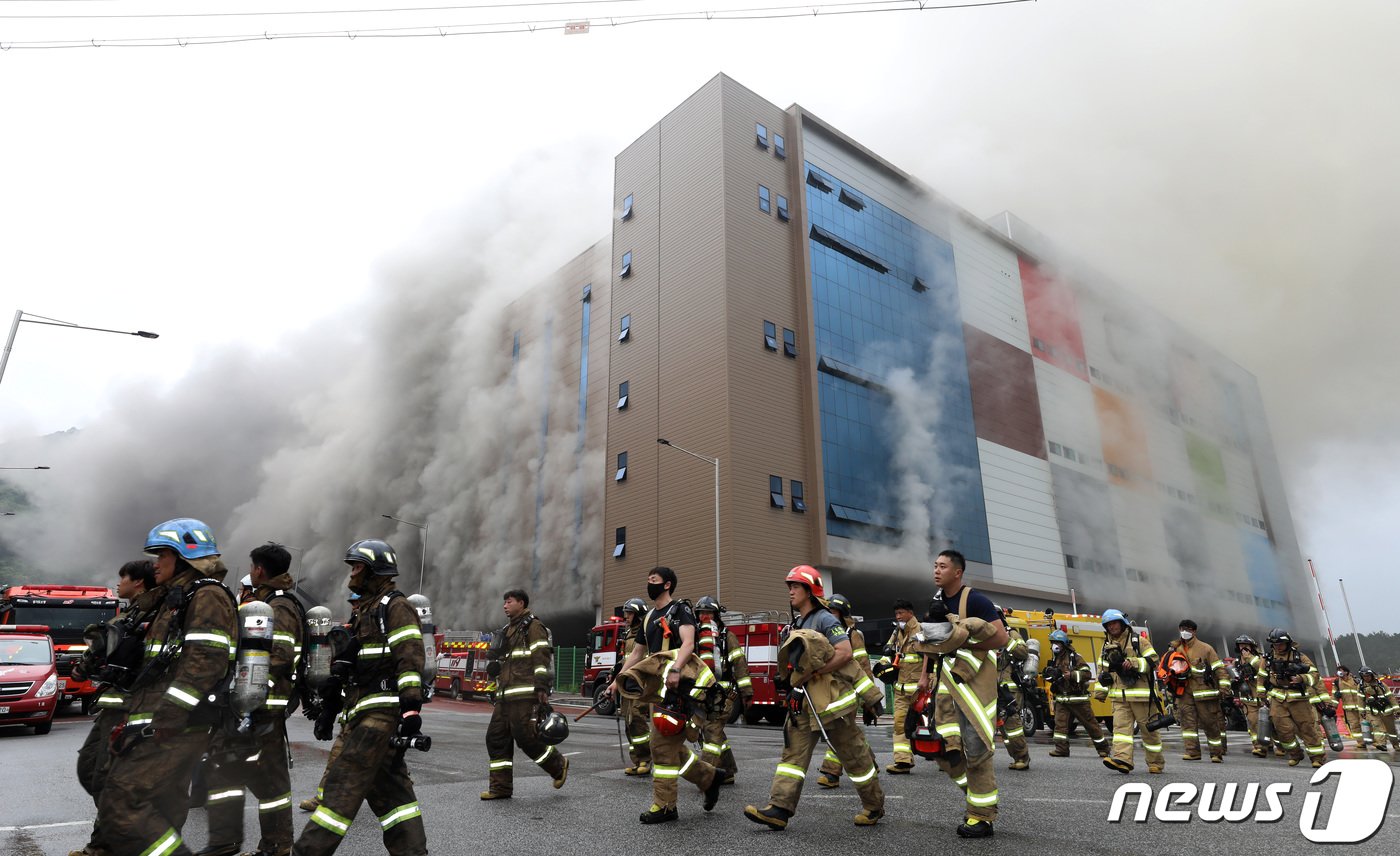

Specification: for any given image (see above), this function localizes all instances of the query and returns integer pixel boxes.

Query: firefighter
[1360,668,1400,751]
[1233,635,1270,757]
[1044,629,1109,760]
[1258,627,1326,768]
[817,593,879,788]
[1164,619,1230,762]
[199,543,303,856]
[69,559,162,856]
[921,549,1009,839]
[240,575,256,604]
[299,592,359,814]
[480,588,568,799]
[617,597,652,776]
[93,518,239,856]
[605,566,724,824]
[1334,665,1365,749]
[873,598,923,773]
[744,566,884,831]
[294,539,428,855]
[695,595,752,784]
[996,612,1032,771]
[1099,608,1163,774]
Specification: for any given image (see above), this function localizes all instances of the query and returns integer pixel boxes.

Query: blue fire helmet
[1049,629,1070,645]
[345,539,398,576]
[1101,608,1127,628]
[145,518,219,560]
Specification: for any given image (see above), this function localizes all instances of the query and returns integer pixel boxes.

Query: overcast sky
[2,0,1396,637]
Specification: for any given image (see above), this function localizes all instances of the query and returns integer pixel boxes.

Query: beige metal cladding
[602,74,822,616]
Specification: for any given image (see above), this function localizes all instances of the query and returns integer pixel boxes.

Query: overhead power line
[0,0,659,19]
[0,0,1036,50]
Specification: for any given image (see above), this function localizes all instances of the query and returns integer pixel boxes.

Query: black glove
[398,701,423,738]
[485,660,502,678]
[863,704,880,726]
[314,708,337,741]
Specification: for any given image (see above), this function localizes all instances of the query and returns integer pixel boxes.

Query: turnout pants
[1178,693,1224,759]
[999,722,1029,763]
[1110,700,1165,770]
[769,710,882,815]
[1241,699,1267,750]
[204,719,294,856]
[485,698,565,795]
[621,697,651,766]
[699,694,739,776]
[314,728,348,802]
[1053,701,1109,756]
[96,728,208,856]
[294,713,426,856]
[1342,706,1365,746]
[650,715,716,810]
[1366,710,1399,749]
[1269,697,1325,762]
[890,690,915,764]
[75,708,131,856]
[934,695,998,823]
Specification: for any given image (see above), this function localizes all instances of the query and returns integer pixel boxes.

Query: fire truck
[581,609,790,724]
[1,584,118,713]
[433,631,496,700]
[1008,608,1154,731]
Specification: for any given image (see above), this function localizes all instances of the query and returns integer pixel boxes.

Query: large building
[521,73,1314,644]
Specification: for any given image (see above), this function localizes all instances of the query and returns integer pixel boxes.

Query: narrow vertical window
[755,122,769,149]
[620,193,634,221]
[614,527,626,558]
[776,195,790,222]
[620,251,632,278]
[769,475,786,508]
[758,184,771,214]
[615,451,628,482]
[617,381,629,410]
[791,480,806,513]
[619,313,631,342]
[763,321,778,351]
[773,133,786,159]
[783,328,797,358]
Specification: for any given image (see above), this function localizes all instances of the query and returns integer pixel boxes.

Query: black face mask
[647,582,666,601]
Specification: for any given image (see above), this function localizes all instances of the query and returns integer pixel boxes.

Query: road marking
[564,751,583,756]
[0,821,90,831]
[802,794,905,800]
[1025,798,1104,804]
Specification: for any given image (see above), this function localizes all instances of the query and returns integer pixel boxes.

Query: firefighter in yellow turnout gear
[874,599,923,773]
[294,539,427,856]
[1257,627,1326,769]
[818,593,879,788]
[617,598,652,775]
[1098,608,1163,774]
[1232,635,1271,757]
[997,622,1032,770]
[1360,668,1400,752]
[94,518,240,856]
[1334,665,1366,749]
[918,550,1010,839]
[1044,629,1109,759]
[695,596,752,784]
[744,566,884,831]
[1164,619,1230,762]
[480,588,568,799]
[606,566,724,824]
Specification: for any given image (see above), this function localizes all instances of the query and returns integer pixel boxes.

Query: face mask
[1180,631,1194,641]
[1051,643,1063,655]
[646,582,666,600]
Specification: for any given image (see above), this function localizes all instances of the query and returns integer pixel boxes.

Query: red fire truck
[1,584,118,713]
[582,610,790,724]
[433,631,497,700]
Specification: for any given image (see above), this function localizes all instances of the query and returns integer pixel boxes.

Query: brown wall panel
[965,323,1047,459]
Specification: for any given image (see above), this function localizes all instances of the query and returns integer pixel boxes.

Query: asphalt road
[3,702,1399,855]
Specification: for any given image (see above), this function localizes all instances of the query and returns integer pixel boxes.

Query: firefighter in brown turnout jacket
[295,539,427,856]
[695,595,752,784]
[1258,627,1325,768]
[200,543,304,856]
[480,588,569,798]
[617,597,653,775]
[744,566,884,831]
[1164,618,1230,762]
[1043,629,1109,759]
[94,518,239,856]
[873,599,923,773]
[818,593,879,788]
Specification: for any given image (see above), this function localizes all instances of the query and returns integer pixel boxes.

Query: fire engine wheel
[450,679,462,700]
[1019,704,1041,738]
[592,681,617,717]
[744,707,765,726]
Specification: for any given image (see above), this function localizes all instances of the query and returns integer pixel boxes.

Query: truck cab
[0,624,59,735]
[1,584,119,713]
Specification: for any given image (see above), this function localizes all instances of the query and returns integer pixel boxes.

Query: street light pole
[1338,577,1368,670]
[382,514,428,593]
[657,438,721,604]
[1,309,159,387]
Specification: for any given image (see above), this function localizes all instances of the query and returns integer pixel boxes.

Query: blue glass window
[764,320,778,351]
[621,194,634,221]
[615,451,628,482]
[783,327,797,358]
[617,380,629,410]
[777,195,790,222]
[756,122,769,149]
[774,133,786,159]
[791,480,806,513]
[769,475,785,508]
[619,313,631,342]
[614,527,626,558]
[759,185,771,214]
[620,251,632,278]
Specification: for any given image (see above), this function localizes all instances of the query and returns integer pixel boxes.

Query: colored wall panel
[1093,386,1153,489]
[965,324,1046,460]
[1020,257,1089,382]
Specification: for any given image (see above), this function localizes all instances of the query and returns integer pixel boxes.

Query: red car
[0,625,59,735]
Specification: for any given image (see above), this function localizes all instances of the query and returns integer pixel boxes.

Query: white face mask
[1051,643,1063,655]
[1180,630,1194,641]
